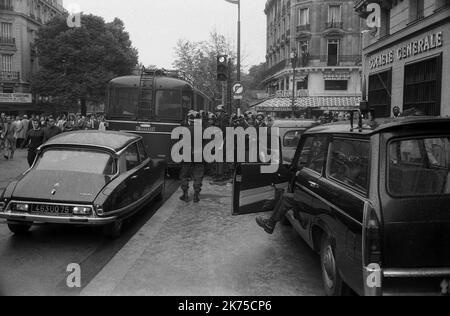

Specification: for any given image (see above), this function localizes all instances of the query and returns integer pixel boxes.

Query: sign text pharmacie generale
[369,31,443,70]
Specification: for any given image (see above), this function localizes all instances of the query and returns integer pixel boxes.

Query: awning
[254,96,361,112]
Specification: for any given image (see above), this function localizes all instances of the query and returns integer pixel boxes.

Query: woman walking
[24,119,44,167]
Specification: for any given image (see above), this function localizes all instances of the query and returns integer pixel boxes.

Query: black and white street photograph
[0,0,450,300]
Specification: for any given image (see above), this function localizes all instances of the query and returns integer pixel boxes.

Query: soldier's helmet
[256,112,265,120]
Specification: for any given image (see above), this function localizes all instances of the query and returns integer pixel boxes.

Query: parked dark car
[233,116,450,296]
[0,131,166,238]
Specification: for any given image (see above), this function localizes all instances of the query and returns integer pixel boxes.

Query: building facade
[257,0,363,117]
[0,0,65,114]
[355,0,450,118]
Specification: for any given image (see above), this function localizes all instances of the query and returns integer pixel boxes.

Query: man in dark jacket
[43,118,61,143]
[25,119,44,166]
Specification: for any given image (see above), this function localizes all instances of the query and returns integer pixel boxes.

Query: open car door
[232,163,291,215]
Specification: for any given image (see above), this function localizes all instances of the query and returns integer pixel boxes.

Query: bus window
[109,88,138,118]
[155,90,182,120]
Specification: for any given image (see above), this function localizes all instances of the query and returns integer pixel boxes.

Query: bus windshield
[109,87,138,118]
[155,90,182,120]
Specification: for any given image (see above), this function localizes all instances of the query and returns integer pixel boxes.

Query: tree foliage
[173,31,236,101]
[32,14,138,114]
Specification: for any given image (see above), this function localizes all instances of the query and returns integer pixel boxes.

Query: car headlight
[73,207,92,216]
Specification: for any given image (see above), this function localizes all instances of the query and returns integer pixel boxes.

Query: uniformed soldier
[180,110,205,203]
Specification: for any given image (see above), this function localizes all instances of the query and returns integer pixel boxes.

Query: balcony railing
[264,60,287,78]
[325,22,343,29]
[0,71,20,82]
[308,55,362,66]
[0,37,15,45]
[0,3,13,11]
[297,24,311,32]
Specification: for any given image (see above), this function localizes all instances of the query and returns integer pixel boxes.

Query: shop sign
[369,31,443,70]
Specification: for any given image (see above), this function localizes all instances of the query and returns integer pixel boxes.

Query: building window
[1,23,12,40]
[404,55,442,116]
[298,40,309,67]
[325,80,348,91]
[368,69,392,118]
[327,39,339,66]
[1,54,12,72]
[298,8,309,25]
[328,5,341,23]
[0,0,12,10]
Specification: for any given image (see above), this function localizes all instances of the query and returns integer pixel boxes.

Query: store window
[404,55,442,116]
[368,69,392,118]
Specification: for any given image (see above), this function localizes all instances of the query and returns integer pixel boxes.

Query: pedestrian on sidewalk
[0,112,6,150]
[179,111,205,203]
[12,116,24,149]
[43,117,61,143]
[20,115,30,149]
[3,116,16,160]
[24,119,44,167]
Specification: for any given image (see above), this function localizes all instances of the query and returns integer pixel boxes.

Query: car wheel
[320,234,344,296]
[8,221,32,235]
[103,220,123,239]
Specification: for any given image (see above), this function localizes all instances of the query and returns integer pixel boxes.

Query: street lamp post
[225,0,241,116]
[290,50,298,118]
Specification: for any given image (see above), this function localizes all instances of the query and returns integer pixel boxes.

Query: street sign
[233,82,244,100]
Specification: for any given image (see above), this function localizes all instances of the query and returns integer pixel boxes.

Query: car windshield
[35,149,116,175]
[389,137,450,196]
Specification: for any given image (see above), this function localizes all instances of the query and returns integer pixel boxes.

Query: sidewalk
[82,181,323,296]
[0,149,29,192]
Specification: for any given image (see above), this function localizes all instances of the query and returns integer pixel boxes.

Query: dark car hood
[12,170,109,204]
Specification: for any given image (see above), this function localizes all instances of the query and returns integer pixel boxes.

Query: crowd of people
[0,113,108,166]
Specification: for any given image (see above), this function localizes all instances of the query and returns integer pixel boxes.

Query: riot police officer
[180,110,205,203]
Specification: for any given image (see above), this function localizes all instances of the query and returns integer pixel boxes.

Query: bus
[105,68,213,166]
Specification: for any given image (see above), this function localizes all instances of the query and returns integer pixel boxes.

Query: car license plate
[31,204,72,216]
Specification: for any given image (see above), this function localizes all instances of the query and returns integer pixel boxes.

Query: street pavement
[0,149,29,192]
[0,152,324,296]
[0,152,181,296]
[82,182,324,296]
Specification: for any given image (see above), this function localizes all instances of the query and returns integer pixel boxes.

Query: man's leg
[179,164,192,202]
[256,192,296,234]
[192,163,205,203]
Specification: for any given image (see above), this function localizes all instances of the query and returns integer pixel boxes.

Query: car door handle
[308,181,320,189]
[131,175,139,180]
[144,167,151,171]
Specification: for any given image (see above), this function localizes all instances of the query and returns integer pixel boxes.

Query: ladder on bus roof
[138,67,159,120]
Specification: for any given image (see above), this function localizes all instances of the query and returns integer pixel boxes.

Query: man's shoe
[193,193,200,203]
[179,192,189,202]
[256,217,275,234]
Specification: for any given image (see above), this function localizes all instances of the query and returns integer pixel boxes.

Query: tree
[32,14,138,115]
[173,30,236,102]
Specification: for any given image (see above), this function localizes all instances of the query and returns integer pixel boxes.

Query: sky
[63,0,268,71]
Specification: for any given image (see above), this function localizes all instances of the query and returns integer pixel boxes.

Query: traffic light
[217,55,228,82]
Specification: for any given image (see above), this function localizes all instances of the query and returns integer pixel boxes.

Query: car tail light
[363,203,382,266]
[15,203,30,212]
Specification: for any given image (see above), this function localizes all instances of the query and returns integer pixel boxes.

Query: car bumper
[0,210,117,225]
[364,266,450,296]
